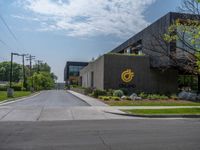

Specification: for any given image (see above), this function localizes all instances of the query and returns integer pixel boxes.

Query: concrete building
[80,12,199,94]
[64,61,88,85]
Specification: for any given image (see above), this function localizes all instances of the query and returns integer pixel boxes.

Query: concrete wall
[80,56,104,89]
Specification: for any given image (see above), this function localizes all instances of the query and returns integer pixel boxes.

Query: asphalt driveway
[0,90,131,121]
[6,90,89,107]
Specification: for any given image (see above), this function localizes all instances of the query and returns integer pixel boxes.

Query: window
[69,65,84,77]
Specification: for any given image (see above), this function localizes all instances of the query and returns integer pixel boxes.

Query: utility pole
[35,60,43,73]
[19,54,29,90]
[9,53,13,88]
[26,55,35,91]
[8,52,20,97]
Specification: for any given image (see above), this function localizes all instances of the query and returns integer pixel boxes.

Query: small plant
[92,89,107,98]
[113,90,124,97]
[125,96,131,100]
[98,96,110,101]
[84,88,93,95]
[111,96,120,101]
[159,95,169,100]
[170,94,178,100]
[107,89,114,96]
[139,92,147,99]
[147,94,169,100]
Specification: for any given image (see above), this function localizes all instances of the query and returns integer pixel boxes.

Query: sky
[0,0,182,82]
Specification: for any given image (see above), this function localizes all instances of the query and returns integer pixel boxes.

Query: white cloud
[16,0,156,37]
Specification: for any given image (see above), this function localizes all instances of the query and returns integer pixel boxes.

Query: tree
[28,72,55,91]
[32,62,51,73]
[162,0,200,92]
[141,0,200,92]
[0,61,22,82]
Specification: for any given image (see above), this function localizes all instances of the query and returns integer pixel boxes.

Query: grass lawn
[124,108,200,115]
[104,100,200,106]
[0,91,31,102]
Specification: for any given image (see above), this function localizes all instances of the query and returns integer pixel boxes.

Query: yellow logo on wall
[121,69,134,83]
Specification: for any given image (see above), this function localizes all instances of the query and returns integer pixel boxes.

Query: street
[0,119,200,150]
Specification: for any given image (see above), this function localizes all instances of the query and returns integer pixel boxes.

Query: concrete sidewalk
[0,106,134,121]
[112,106,200,110]
[68,90,108,106]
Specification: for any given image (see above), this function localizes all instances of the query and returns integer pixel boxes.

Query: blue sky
[0,0,181,82]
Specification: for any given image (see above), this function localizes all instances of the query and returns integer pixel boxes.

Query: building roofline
[110,12,200,54]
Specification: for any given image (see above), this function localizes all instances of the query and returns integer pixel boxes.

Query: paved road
[6,90,89,107]
[0,90,131,121]
[0,119,200,150]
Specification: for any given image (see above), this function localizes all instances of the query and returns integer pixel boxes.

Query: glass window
[69,65,84,77]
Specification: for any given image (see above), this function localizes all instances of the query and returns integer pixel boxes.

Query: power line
[0,38,10,49]
[0,14,25,51]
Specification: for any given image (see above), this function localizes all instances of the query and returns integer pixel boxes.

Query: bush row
[0,82,25,91]
[82,87,178,101]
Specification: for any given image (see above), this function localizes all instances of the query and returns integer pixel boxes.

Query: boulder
[178,91,197,101]
[130,93,142,100]
[178,91,188,100]
[196,94,200,101]
[121,96,127,100]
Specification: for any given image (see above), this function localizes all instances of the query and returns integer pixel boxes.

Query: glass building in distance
[64,61,88,85]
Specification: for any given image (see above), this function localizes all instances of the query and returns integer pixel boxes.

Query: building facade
[80,12,199,94]
[64,61,88,85]
[80,54,178,93]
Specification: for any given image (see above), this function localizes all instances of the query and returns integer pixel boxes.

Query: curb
[104,111,200,118]
[66,91,91,106]
[0,92,41,106]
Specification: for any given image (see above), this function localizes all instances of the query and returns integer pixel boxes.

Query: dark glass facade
[64,62,88,85]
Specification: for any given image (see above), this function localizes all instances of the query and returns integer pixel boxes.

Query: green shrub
[107,89,114,96]
[147,94,169,100]
[139,92,147,99]
[92,89,107,98]
[125,96,131,100]
[159,95,169,100]
[0,85,7,91]
[98,96,110,101]
[113,90,124,97]
[170,95,178,100]
[84,88,93,95]
[111,96,120,101]
[11,82,23,91]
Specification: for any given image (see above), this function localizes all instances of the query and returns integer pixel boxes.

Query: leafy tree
[32,62,51,73]
[28,72,55,91]
[0,61,22,82]
[162,0,200,92]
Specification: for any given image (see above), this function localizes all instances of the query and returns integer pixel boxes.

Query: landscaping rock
[178,91,188,99]
[188,93,197,101]
[130,93,142,100]
[196,94,200,101]
[178,91,197,101]
[121,96,127,100]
